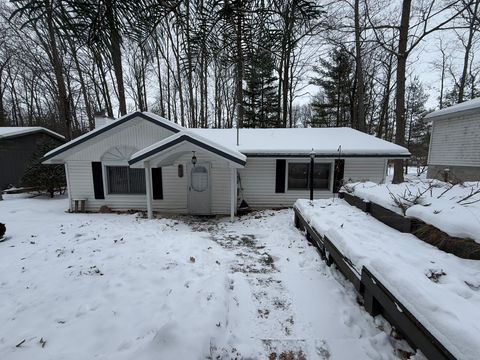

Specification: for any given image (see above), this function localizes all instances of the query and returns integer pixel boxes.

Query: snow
[295,198,480,360]
[0,196,408,359]
[44,112,409,164]
[424,96,480,120]
[0,127,64,140]
[191,127,410,157]
[346,178,480,244]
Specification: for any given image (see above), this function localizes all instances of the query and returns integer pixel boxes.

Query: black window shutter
[91,162,105,199]
[333,159,345,193]
[275,159,286,193]
[152,167,163,200]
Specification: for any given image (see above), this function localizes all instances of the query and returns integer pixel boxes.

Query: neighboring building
[425,98,480,181]
[43,112,409,219]
[0,127,65,190]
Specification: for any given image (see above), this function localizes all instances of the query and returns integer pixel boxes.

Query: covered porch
[129,132,246,220]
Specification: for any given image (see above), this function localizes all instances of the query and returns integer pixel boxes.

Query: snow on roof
[0,126,64,140]
[129,130,247,166]
[42,112,182,163]
[425,97,480,120]
[43,110,409,164]
[190,127,410,157]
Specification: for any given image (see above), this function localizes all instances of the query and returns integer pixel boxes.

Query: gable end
[42,112,181,162]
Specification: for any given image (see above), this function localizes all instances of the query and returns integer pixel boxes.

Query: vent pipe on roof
[94,109,115,129]
[236,126,239,146]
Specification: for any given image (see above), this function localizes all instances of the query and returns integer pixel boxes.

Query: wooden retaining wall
[339,192,480,259]
[294,207,456,360]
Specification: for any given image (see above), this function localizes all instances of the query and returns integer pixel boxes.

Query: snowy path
[0,196,404,360]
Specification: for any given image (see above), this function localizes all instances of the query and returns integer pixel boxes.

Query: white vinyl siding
[343,158,387,183]
[428,114,480,167]
[65,120,175,161]
[66,151,232,214]
[238,158,331,209]
[238,157,387,209]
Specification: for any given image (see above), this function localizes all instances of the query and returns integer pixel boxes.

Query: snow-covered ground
[345,177,480,244]
[0,195,407,360]
[295,198,480,360]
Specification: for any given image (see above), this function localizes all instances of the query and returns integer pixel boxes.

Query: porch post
[145,161,153,219]
[230,167,237,221]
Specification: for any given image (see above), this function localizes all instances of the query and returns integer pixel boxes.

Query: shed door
[188,163,211,215]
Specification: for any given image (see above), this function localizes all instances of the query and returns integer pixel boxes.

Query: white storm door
[188,163,211,215]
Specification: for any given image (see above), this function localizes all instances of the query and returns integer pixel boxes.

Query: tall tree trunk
[155,47,166,117]
[235,10,244,130]
[46,3,71,139]
[184,0,196,127]
[458,1,479,103]
[439,42,446,109]
[377,52,393,138]
[392,0,412,184]
[106,1,127,116]
[69,39,94,130]
[354,0,366,132]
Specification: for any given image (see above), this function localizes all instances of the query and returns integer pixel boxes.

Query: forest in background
[0,0,479,182]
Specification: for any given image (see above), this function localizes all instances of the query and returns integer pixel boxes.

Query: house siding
[428,114,480,167]
[0,132,64,189]
[65,120,176,161]
[67,151,233,215]
[238,157,387,209]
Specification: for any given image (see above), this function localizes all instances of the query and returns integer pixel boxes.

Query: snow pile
[345,178,480,244]
[296,199,480,360]
[0,196,404,359]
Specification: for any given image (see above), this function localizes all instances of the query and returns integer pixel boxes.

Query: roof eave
[242,152,410,158]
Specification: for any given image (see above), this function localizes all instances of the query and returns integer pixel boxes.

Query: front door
[188,163,211,215]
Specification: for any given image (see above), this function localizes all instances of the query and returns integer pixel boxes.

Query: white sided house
[425,97,480,181]
[42,112,410,219]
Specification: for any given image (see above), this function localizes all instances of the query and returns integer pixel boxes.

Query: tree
[243,34,278,128]
[367,0,468,183]
[310,48,354,128]
[10,0,72,139]
[21,138,66,197]
[405,77,429,171]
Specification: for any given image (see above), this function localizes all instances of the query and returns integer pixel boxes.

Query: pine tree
[243,40,279,128]
[310,48,354,127]
[405,78,429,170]
[21,138,66,198]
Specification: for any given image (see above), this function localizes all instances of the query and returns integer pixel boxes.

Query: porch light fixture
[191,151,197,166]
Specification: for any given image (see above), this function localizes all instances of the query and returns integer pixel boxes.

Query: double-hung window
[287,162,331,190]
[106,166,146,194]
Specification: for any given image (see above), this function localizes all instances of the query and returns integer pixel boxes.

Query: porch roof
[128,131,247,167]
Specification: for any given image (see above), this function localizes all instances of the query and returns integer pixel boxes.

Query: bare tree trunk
[46,3,71,139]
[354,0,366,132]
[69,38,94,130]
[439,40,446,109]
[155,47,166,117]
[392,0,412,184]
[458,1,479,103]
[377,53,394,138]
[235,10,244,130]
[106,1,127,116]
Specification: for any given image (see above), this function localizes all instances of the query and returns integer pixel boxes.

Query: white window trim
[102,161,147,197]
[285,159,334,192]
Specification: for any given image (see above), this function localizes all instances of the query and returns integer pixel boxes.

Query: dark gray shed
[0,127,65,190]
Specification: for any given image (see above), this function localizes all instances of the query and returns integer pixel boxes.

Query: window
[191,166,209,192]
[106,166,146,194]
[287,162,331,190]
